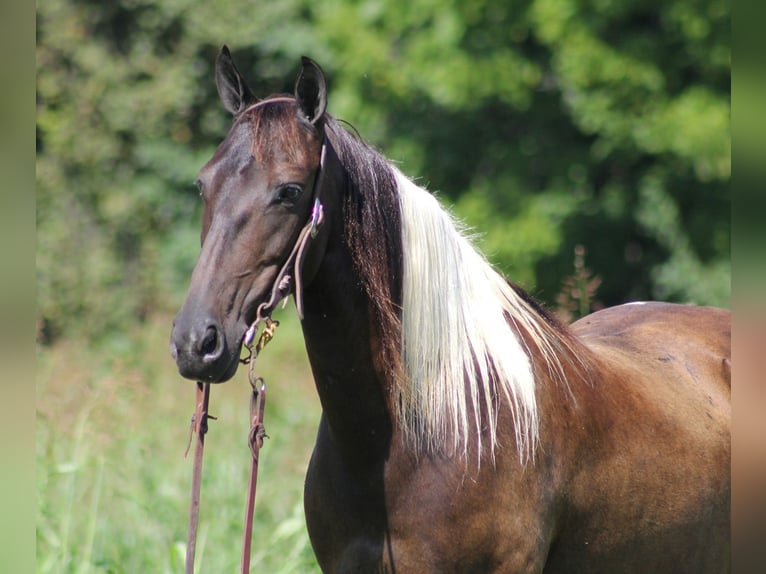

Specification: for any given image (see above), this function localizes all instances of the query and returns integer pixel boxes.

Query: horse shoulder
[306,416,560,573]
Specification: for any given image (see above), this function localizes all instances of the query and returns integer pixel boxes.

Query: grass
[36,307,322,573]
[36,247,601,573]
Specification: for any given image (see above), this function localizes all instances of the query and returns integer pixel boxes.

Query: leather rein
[184,136,327,574]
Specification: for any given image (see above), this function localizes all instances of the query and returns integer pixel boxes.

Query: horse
[170,46,731,573]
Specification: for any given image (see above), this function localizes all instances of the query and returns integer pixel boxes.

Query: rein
[184,135,327,573]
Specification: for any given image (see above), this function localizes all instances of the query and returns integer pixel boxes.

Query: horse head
[170,46,330,383]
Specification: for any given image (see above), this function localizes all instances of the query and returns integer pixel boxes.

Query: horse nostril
[200,325,220,357]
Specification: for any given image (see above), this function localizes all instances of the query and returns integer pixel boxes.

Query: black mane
[325,117,404,380]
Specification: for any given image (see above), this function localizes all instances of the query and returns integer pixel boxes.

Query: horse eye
[195,179,204,197]
[277,184,303,203]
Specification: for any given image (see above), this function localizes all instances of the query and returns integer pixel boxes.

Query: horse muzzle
[170,312,243,383]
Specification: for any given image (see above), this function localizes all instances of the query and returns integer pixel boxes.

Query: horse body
[300,248,730,573]
[170,47,730,573]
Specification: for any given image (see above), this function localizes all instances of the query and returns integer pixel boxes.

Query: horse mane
[255,102,590,463]
[399,172,597,463]
[324,119,405,382]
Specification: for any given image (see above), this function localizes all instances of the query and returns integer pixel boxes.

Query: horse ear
[295,56,327,125]
[215,45,257,116]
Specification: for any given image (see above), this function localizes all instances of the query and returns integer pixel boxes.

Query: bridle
[184,133,328,574]
[249,139,327,326]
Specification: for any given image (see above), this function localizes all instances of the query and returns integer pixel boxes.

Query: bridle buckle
[309,198,324,239]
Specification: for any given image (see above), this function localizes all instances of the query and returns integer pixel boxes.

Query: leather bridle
[184,134,327,574]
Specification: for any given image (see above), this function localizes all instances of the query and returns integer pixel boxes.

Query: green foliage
[314,0,729,306]
[37,0,729,344]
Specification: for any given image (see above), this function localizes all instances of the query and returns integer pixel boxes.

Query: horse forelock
[240,97,318,165]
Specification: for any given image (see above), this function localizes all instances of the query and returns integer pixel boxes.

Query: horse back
[573,301,730,399]
[550,302,730,573]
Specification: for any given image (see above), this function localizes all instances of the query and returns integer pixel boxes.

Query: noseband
[184,133,327,574]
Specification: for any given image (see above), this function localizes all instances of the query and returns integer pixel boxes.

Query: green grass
[36,308,322,573]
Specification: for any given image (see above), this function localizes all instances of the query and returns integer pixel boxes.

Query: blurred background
[36,0,729,571]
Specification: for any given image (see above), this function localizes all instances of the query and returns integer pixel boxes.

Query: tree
[36,0,729,342]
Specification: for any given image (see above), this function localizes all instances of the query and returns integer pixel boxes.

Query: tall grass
[37,309,322,573]
[36,249,606,573]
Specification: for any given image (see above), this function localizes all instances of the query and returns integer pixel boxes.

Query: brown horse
[170,46,731,573]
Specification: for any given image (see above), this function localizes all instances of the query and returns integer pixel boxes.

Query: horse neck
[298,178,394,462]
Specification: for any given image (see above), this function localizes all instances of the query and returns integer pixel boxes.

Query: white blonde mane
[395,170,570,463]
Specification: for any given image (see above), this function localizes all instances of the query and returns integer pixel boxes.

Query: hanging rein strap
[184,136,327,574]
[184,382,214,574]
[240,318,276,574]
[237,137,326,573]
